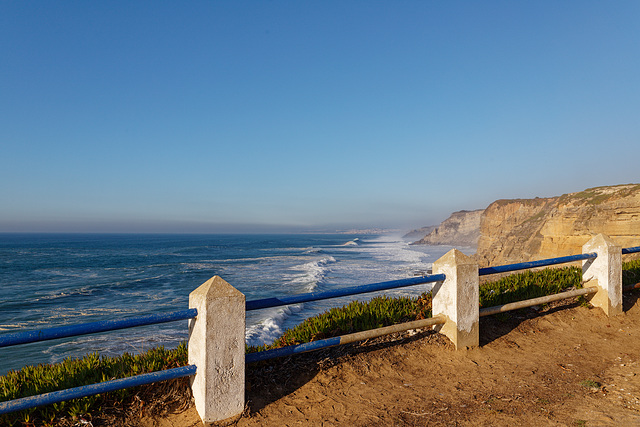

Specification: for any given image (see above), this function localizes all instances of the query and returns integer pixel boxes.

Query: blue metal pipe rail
[0,309,198,416]
[0,308,198,348]
[478,252,597,276]
[0,365,196,415]
[623,246,640,255]
[246,274,446,311]
[478,246,639,276]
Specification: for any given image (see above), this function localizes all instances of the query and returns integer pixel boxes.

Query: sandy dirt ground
[141,291,640,426]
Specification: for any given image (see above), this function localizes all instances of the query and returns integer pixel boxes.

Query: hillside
[409,184,640,267]
[411,210,483,247]
[476,184,640,266]
[403,225,437,240]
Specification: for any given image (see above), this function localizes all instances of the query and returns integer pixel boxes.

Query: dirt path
[144,291,640,426]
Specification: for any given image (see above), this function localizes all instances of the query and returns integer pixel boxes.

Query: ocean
[0,233,463,375]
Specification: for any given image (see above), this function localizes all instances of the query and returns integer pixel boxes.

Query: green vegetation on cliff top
[560,183,640,205]
[491,183,640,208]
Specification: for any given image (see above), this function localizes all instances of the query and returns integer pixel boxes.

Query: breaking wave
[245,256,335,346]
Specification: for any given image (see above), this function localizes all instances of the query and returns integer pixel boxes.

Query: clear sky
[1,1,639,233]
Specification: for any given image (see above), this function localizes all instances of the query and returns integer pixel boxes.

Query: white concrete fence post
[582,234,623,316]
[432,249,480,350]
[188,276,246,424]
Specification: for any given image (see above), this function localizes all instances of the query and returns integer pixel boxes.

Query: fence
[1,233,639,423]
[0,311,199,414]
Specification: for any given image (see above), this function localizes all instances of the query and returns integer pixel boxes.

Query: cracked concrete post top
[583,234,622,316]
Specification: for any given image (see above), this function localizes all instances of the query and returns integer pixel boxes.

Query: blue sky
[1,1,639,233]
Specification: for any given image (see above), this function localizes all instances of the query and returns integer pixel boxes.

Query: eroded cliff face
[475,184,640,267]
[403,226,437,240]
[412,209,484,247]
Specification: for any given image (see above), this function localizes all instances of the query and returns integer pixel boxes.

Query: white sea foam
[322,235,438,302]
[216,255,302,264]
[244,238,436,348]
[181,262,217,271]
[33,286,96,302]
[287,256,335,291]
[39,269,100,279]
[341,238,360,246]
[244,255,335,346]
[303,247,323,254]
[245,304,304,346]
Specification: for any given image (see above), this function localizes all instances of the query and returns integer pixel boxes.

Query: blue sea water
[0,233,461,375]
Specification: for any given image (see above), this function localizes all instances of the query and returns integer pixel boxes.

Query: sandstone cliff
[403,226,437,240]
[475,184,640,267]
[411,209,484,247]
